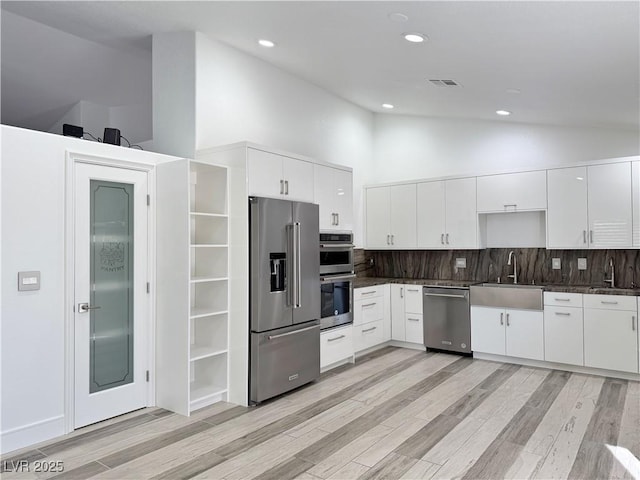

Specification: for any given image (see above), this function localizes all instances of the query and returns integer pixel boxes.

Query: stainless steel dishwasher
[423,286,471,354]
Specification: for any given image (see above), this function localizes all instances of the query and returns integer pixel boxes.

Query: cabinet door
[416,181,446,248]
[633,161,640,247]
[381,284,392,342]
[405,314,424,344]
[320,325,353,368]
[584,308,638,373]
[544,306,584,366]
[547,167,588,249]
[390,284,406,341]
[365,187,391,248]
[404,286,423,314]
[470,306,505,355]
[477,171,546,212]
[588,162,632,248]
[283,156,314,203]
[505,310,544,361]
[247,148,284,198]
[314,164,335,231]
[334,168,353,231]
[389,184,417,248]
[445,177,477,249]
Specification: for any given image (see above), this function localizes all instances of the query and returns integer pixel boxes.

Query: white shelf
[190,212,228,218]
[190,308,228,319]
[190,387,228,410]
[190,276,228,284]
[190,244,228,248]
[190,347,228,362]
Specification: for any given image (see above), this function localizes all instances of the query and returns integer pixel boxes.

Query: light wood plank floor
[2,347,639,480]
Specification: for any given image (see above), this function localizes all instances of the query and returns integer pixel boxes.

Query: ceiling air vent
[429,79,461,87]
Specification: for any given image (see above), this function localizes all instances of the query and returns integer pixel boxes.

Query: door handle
[78,303,101,313]
[500,312,504,325]
[590,230,593,243]
[400,287,403,298]
[327,334,346,342]
[285,180,289,195]
[280,179,284,195]
[446,233,449,244]
[583,230,587,244]
[268,324,318,340]
[294,222,301,308]
[362,326,377,333]
[391,234,394,245]
[554,312,571,316]
[441,234,444,245]
[386,234,390,245]
[633,316,636,332]
[506,313,510,326]
[336,213,339,225]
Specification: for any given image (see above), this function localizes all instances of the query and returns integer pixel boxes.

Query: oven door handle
[321,273,356,282]
[319,244,354,248]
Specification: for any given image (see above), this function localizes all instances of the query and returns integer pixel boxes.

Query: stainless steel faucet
[507,250,518,284]
[604,258,615,288]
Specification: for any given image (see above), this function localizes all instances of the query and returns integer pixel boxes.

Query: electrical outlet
[552,258,561,270]
[455,258,467,269]
[578,258,587,270]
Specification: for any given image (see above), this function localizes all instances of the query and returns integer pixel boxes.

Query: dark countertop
[354,277,640,296]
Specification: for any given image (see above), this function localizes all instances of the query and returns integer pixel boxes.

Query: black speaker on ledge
[103,128,121,145]
[63,123,83,138]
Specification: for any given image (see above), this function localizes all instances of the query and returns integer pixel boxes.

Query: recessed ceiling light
[389,12,409,22]
[382,103,395,109]
[258,39,275,48]
[403,33,426,43]
[496,110,511,116]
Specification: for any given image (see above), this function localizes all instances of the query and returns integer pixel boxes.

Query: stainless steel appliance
[249,197,320,404]
[319,232,355,330]
[423,286,471,354]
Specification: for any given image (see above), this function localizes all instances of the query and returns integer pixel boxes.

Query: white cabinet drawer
[583,294,637,311]
[320,326,353,368]
[354,320,385,353]
[544,292,583,308]
[405,313,424,344]
[404,286,423,314]
[354,298,384,326]
[354,286,384,302]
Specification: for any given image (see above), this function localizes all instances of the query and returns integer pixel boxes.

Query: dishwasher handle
[423,292,468,299]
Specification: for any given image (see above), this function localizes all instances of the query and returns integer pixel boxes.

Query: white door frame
[64,151,157,433]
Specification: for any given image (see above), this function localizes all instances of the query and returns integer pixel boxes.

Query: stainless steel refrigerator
[249,196,320,404]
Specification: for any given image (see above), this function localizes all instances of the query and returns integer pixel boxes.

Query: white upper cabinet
[314,164,353,231]
[587,162,632,248]
[247,148,314,203]
[547,167,589,248]
[365,184,416,249]
[633,161,640,247]
[417,178,477,249]
[477,171,547,213]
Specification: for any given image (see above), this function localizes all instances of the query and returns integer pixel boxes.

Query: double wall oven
[319,232,355,330]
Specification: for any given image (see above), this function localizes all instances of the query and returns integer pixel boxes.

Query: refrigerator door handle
[290,221,301,308]
[295,222,302,308]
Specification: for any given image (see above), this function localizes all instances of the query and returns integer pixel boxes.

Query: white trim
[64,151,157,434]
[1,416,65,455]
[473,352,640,382]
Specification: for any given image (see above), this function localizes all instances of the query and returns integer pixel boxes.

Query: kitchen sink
[470,283,543,310]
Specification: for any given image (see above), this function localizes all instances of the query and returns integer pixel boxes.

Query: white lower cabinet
[544,306,584,366]
[390,284,424,344]
[471,306,543,360]
[353,285,391,354]
[320,325,353,369]
[583,294,638,373]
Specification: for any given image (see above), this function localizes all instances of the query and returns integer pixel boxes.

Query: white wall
[0,126,177,454]
[193,34,374,246]
[372,114,640,183]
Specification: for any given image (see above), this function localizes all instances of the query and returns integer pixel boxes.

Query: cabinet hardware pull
[362,327,377,333]
[361,291,376,295]
[386,234,390,245]
[391,234,395,245]
[555,312,571,316]
[504,204,517,209]
[500,312,504,325]
[506,313,510,326]
[555,298,571,302]
[408,288,419,292]
[441,234,444,244]
[327,335,346,342]
[446,233,449,244]
[583,230,587,244]
[362,302,377,307]
[633,316,636,331]
[400,287,404,298]
[336,213,339,225]
[280,179,284,194]
[600,301,618,305]
[285,180,289,195]
[408,317,420,321]
[590,230,593,243]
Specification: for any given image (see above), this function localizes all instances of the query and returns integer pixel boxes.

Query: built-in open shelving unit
[157,159,229,416]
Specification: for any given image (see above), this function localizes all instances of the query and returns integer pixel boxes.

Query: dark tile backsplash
[358,248,640,289]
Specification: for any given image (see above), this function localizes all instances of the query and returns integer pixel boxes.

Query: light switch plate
[578,258,587,270]
[552,258,561,270]
[455,258,467,269]
[18,271,40,291]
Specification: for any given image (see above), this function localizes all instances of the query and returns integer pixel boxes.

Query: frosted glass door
[89,180,134,393]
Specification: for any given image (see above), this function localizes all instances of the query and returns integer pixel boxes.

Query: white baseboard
[1,415,65,455]
[473,352,640,382]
